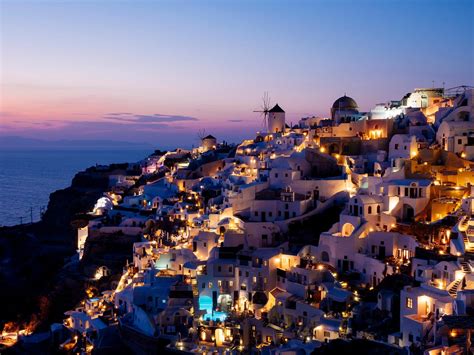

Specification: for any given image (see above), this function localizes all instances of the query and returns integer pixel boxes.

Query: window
[208,282,213,288]
[458,138,462,144]
[218,266,222,272]
[203,242,207,247]
[377,205,381,213]
[275,173,279,178]
[324,331,330,338]
[368,206,372,214]
[395,143,399,150]
[229,266,233,272]
[406,297,413,309]
[254,211,258,216]
[269,211,273,217]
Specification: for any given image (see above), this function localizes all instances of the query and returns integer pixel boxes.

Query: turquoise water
[199,295,228,322]
[0,149,151,226]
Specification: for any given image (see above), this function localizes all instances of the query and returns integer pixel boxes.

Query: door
[342,260,349,272]
[379,246,386,259]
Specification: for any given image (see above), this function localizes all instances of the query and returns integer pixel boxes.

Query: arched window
[377,205,381,214]
[321,251,330,262]
[368,206,372,214]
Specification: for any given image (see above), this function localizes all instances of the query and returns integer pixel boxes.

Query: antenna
[253,92,272,130]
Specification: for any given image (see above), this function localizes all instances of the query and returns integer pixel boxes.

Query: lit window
[406,297,413,309]
[208,282,213,288]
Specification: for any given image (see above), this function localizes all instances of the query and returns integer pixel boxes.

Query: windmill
[253,92,272,130]
[197,128,206,142]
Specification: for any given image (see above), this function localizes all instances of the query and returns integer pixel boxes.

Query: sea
[0,149,152,227]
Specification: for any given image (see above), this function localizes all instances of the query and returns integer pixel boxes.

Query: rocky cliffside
[0,167,116,332]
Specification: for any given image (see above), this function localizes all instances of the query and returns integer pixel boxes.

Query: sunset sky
[1,0,473,148]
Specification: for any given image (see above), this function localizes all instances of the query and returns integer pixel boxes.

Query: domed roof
[332,95,358,110]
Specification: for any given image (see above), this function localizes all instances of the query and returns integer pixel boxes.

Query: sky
[1,0,473,149]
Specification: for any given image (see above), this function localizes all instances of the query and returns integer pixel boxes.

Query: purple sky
[1,0,473,148]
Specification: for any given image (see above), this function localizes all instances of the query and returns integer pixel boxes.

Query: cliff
[0,166,123,332]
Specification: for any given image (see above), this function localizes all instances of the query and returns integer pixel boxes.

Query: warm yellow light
[320,147,326,153]
[461,152,466,158]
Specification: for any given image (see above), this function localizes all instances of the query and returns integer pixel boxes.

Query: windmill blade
[263,91,271,112]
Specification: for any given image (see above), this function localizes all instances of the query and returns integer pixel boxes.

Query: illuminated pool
[199,296,228,321]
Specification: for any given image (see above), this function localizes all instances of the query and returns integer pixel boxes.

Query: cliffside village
[6,86,474,354]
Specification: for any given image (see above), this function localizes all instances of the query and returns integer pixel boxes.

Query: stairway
[461,261,472,273]
[461,232,474,253]
[448,279,462,297]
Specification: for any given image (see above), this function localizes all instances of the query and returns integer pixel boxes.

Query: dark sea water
[0,149,151,226]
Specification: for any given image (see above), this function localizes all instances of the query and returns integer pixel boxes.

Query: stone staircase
[461,261,472,273]
[448,261,472,298]
[448,278,462,297]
